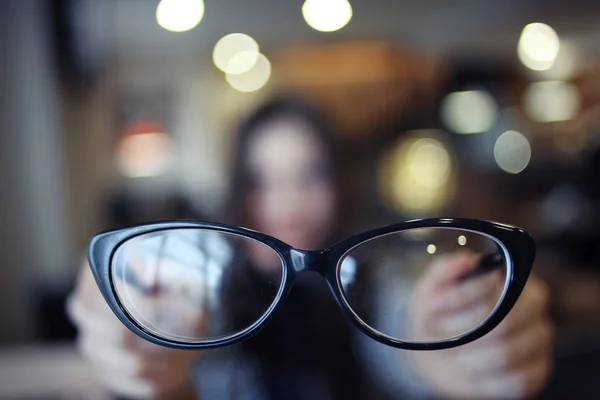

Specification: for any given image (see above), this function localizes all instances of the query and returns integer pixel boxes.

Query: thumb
[422,250,480,290]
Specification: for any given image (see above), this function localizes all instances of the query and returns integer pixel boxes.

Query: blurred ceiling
[74,0,600,64]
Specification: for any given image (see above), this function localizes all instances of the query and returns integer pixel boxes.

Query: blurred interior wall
[170,66,228,214]
[62,60,239,257]
[0,0,73,343]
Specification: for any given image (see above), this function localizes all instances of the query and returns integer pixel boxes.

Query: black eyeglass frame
[88,218,535,351]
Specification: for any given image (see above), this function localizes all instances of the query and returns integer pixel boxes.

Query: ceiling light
[494,130,531,174]
[518,23,560,71]
[441,90,498,134]
[156,0,204,32]
[302,0,352,32]
[213,33,260,74]
[226,53,271,92]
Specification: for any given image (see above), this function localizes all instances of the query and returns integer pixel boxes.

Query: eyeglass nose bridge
[289,248,330,275]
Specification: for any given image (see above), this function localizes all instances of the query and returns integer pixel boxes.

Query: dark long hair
[222,97,363,399]
[226,96,349,242]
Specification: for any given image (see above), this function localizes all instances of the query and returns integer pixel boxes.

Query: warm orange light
[115,120,172,178]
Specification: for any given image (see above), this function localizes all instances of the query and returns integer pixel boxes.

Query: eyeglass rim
[332,226,512,350]
[110,229,291,344]
[87,218,535,351]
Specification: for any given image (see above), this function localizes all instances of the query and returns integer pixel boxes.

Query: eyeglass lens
[112,229,284,343]
[339,227,508,343]
[111,227,507,344]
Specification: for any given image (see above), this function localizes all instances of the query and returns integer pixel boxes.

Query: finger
[67,295,132,344]
[419,251,480,292]
[96,367,154,399]
[411,254,481,340]
[456,319,553,375]
[489,275,551,338]
[476,354,552,399]
[71,265,116,320]
[78,333,142,376]
[434,303,492,336]
[430,271,502,314]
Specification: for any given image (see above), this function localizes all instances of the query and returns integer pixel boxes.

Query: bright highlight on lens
[518,23,560,71]
[156,0,205,33]
[427,244,437,254]
[302,0,353,32]
[441,90,498,134]
[226,53,271,92]
[494,130,531,174]
[523,80,580,123]
[213,33,260,74]
[458,235,467,246]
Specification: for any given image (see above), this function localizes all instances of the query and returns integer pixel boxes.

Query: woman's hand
[408,252,553,399]
[66,262,202,399]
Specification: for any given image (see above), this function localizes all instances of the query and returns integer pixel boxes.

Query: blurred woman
[68,97,553,399]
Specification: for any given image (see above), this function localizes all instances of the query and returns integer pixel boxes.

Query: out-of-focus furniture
[0,343,109,399]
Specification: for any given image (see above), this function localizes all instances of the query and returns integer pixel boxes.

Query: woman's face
[245,117,337,253]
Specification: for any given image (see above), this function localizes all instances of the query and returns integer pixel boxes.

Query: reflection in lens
[112,229,283,343]
[338,228,508,343]
[426,244,436,254]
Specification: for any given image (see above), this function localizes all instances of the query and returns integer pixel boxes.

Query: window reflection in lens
[112,229,284,342]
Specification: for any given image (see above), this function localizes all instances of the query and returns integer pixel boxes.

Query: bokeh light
[379,133,454,214]
[407,138,452,188]
[115,121,172,178]
[213,33,260,74]
[156,0,205,33]
[226,53,271,92]
[518,23,560,71]
[458,235,467,246]
[539,41,577,80]
[493,130,531,174]
[302,0,353,32]
[539,185,587,234]
[441,90,498,134]
[523,80,580,123]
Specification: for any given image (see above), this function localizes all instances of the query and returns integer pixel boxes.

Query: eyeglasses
[88,218,535,351]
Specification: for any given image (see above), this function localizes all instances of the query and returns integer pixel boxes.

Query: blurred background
[1,0,600,397]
